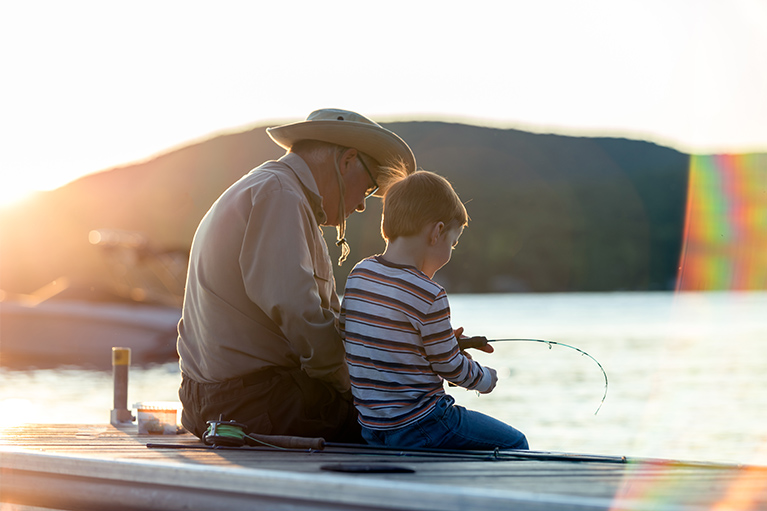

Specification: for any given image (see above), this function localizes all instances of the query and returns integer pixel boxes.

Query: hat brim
[267,120,416,196]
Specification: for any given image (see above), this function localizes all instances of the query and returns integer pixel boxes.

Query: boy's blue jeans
[361,394,529,451]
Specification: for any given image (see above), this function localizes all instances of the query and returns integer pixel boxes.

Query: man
[177,108,416,443]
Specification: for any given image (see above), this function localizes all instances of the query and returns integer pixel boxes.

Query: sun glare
[0,174,59,209]
[0,398,36,428]
[0,181,37,209]
[0,166,102,209]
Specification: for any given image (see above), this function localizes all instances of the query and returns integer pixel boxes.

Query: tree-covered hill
[0,121,691,299]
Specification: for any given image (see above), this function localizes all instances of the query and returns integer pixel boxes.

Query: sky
[1,0,766,206]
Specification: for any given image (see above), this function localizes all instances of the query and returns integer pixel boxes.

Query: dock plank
[1,424,766,510]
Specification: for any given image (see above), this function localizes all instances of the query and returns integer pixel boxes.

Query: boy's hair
[381,167,468,240]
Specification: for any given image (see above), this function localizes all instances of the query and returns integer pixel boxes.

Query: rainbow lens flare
[676,154,767,291]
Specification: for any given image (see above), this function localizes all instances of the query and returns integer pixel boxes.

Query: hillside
[0,121,691,299]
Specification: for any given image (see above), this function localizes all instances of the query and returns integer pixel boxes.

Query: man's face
[342,154,378,217]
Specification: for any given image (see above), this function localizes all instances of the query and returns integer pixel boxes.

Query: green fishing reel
[202,416,249,447]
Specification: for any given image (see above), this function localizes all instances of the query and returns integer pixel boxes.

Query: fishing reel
[202,416,249,447]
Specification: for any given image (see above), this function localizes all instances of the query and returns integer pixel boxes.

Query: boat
[0,229,185,370]
[0,288,180,370]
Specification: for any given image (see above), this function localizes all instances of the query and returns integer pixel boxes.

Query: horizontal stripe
[349,266,440,303]
[343,288,449,325]
[343,332,426,356]
[357,395,441,429]
[348,362,432,377]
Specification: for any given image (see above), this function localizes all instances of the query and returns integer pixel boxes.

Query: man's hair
[290,139,348,163]
[381,169,468,240]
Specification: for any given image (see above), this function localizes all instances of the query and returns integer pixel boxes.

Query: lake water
[2,291,766,467]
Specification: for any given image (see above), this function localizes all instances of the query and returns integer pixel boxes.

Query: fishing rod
[148,440,725,469]
[146,441,628,465]
[473,338,609,415]
[321,442,627,464]
[147,417,625,464]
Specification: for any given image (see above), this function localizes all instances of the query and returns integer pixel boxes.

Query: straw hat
[266,109,416,188]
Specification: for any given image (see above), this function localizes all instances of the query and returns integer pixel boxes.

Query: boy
[340,168,528,450]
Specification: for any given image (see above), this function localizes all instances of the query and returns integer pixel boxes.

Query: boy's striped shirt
[340,256,490,430]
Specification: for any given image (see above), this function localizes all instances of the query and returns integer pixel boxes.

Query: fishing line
[489,338,608,415]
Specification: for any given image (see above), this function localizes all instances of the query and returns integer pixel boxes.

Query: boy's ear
[428,221,445,245]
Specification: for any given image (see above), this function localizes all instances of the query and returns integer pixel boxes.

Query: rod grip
[248,433,325,450]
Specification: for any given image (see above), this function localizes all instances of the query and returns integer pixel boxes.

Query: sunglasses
[358,156,379,198]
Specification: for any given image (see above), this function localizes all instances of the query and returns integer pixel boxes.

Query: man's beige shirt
[177,153,349,391]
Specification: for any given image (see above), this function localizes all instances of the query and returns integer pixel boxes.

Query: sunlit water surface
[2,291,766,466]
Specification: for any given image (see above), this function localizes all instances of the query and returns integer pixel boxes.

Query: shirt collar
[279,152,326,224]
[374,255,421,273]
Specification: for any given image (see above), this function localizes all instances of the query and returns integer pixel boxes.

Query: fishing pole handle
[458,336,493,352]
[248,433,326,450]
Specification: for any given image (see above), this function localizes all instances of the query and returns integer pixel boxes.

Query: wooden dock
[1,424,766,510]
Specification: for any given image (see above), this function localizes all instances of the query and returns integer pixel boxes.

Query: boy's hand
[454,326,494,353]
[457,335,495,353]
[479,366,498,394]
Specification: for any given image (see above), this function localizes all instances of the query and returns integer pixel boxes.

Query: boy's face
[425,223,464,278]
